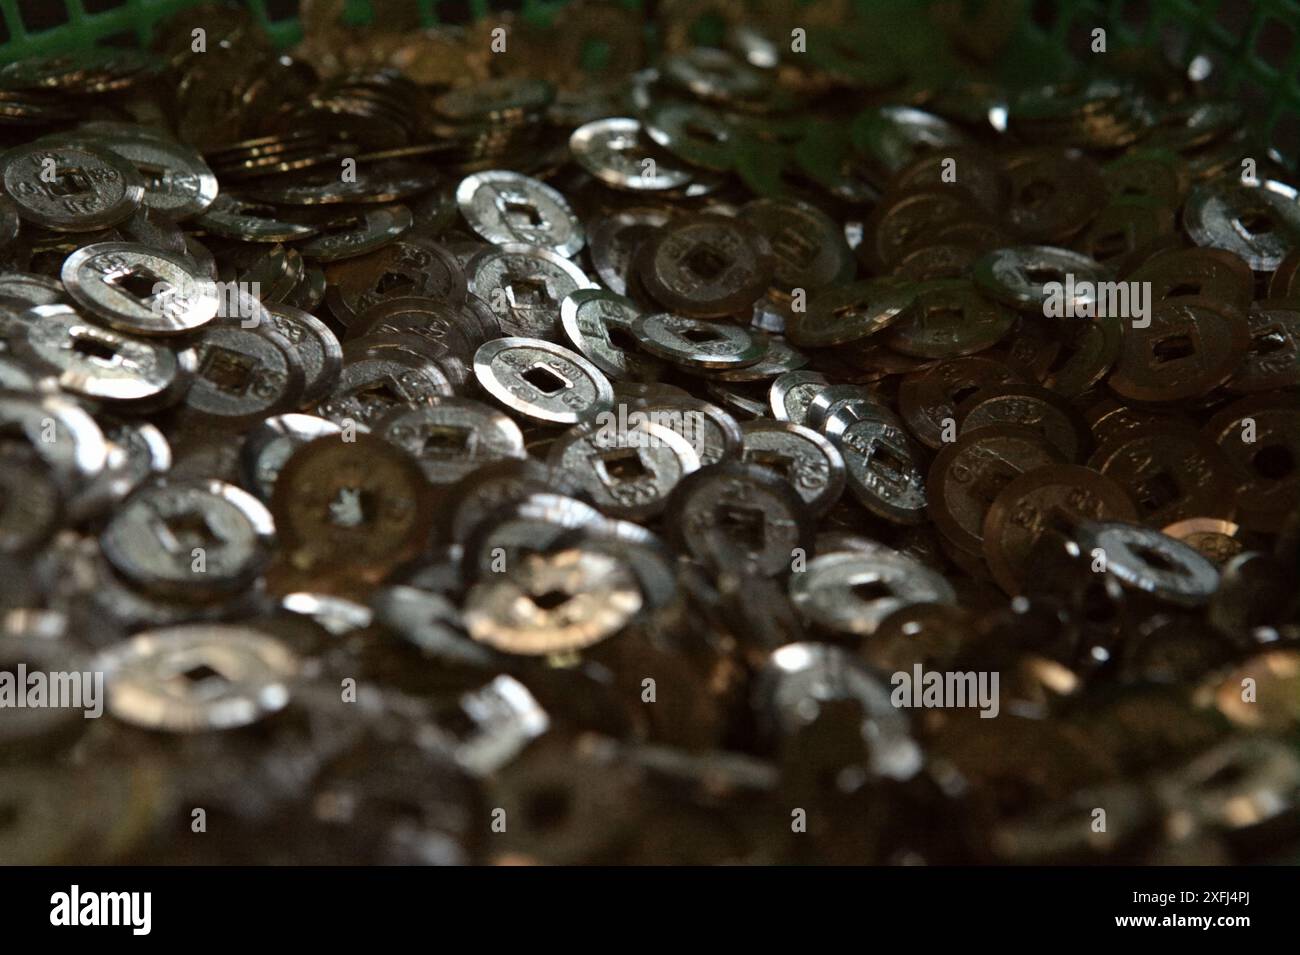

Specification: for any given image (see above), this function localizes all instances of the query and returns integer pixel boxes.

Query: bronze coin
[955,382,1093,462]
[786,277,916,348]
[1204,394,1300,532]
[982,464,1137,595]
[1228,299,1300,393]
[926,423,1066,554]
[1106,297,1249,403]
[1087,423,1237,526]
[1126,247,1254,310]
[859,188,977,274]
[1001,148,1105,243]
[898,355,1027,450]
[1042,314,1123,398]
[885,279,1015,359]
[637,213,773,318]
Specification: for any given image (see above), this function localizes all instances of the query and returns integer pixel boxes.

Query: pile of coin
[1,1,1299,865]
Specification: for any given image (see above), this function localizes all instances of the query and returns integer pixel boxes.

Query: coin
[467,242,593,339]
[62,242,219,336]
[741,420,846,517]
[0,140,145,232]
[631,312,768,369]
[638,213,773,318]
[457,169,584,257]
[560,287,663,381]
[786,278,916,348]
[571,116,695,191]
[473,336,614,425]
[377,397,526,484]
[1107,297,1249,403]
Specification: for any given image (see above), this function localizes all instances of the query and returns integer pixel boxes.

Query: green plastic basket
[0,0,1297,160]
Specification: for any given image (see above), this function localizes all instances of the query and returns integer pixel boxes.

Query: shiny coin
[547,419,701,520]
[823,402,929,525]
[264,304,342,405]
[95,625,296,732]
[1184,176,1300,272]
[473,336,614,425]
[1078,521,1219,606]
[467,242,593,339]
[457,169,584,257]
[239,413,344,502]
[787,278,916,348]
[560,287,664,381]
[184,318,305,426]
[631,312,767,369]
[62,242,219,336]
[569,117,694,191]
[637,213,773,318]
[0,140,144,232]
[790,549,955,636]
[1107,297,1249,403]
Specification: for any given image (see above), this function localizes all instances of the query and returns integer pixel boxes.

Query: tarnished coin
[0,140,144,232]
[95,625,296,732]
[886,279,1015,358]
[547,420,700,520]
[467,242,594,339]
[982,464,1137,595]
[786,278,916,348]
[898,355,1027,449]
[741,420,846,517]
[100,479,274,601]
[973,245,1111,313]
[1107,297,1249,403]
[245,159,438,206]
[1088,424,1237,527]
[194,193,317,242]
[588,206,676,296]
[185,318,305,426]
[271,432,434,575]
[664,462,814,577]
[0,389,107,488]
[14,304,194,408]
[473,337,613,425]
[457,169,584,257]
[239,414,344,502]
[377,397,526,484]
[1204,394,1300,532]
[769,370,831,426]
[739,198,855,296]
[560,287,663,381]
[631,312,767,369]
[642,100,739,172]
[633,398,743,466]
[927,424,1066,553]
[955,382,1092,462]
[1078,521,1219,606]
[570,117,694,191]
[790,549,955,637]
[325,237,467,321]
[465,548,641,656]
[637,214,773,318]
[62,242,219,335]
[1230,299,1300,393]
[316,348,452,429]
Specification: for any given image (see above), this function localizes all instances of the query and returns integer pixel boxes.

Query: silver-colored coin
[631,312,768,369]
[0,354,40,390]
[823,403,928,525]
[297,204,413,261]
[95,624,296,732]
[0,444,62,554]
[643,100,738,172]
[635,398,743,466]
[790,550,955,637]
[1184,176,1300,272]
[377,397,526,484]
[0,140,144,232]
[100,479,275,600]
[473,336,614,425]
[0,389,107,488]
[569,117,694,191]
[741,420,846,517]
[559,287,662,381]
[49,125,218,220]
[185,318,305,425]
[265,304,343,404]
[240,414,344,501]
[14,304,194,407]
[714,336,808,382]
[1078,521,1220,607]
[547,419,701,520]
[468,242,593,339]
[755,642,922,781]
[370,585,498,667]
[461,491,608,578]
[316,351,452,428]
[769,370,831,425]
[66,419,171,522]
[245,160,438,206]
[62,241,219,335]
[660,48,770,103]
[0,272,64,307]
[456,170,584,257]
[973,245,1111,313]
[194,193,317,242]
[464,548,642,656]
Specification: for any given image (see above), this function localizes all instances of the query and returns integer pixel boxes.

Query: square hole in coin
[47,166,94,197]
[1134,469,1180,514]
[504,200,543,228]
[1150,333,1195,363]
[522,364,567,395]
[107,265,168,302]
[507,276,552,308]
[683,245,729,281]
[421,426,472,455]
[717,504,767,551]
[329,486,378,528]
[597,447,649,485]
[199,346,258,394]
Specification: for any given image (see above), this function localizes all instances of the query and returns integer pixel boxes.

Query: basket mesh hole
[83,0,127,14]
[18,0,69,33]
[265,0,299,22]
[1254,18,1295,74]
